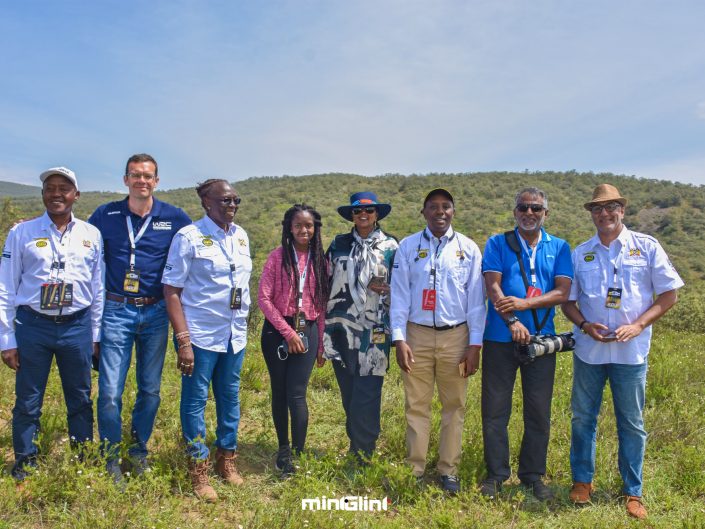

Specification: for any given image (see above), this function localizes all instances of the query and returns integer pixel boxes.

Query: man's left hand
[494,296,529,313]
[460,345,481,377]
[615,323,645,342]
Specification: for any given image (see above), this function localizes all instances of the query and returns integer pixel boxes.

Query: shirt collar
[40,211,76,231]
[424,225,455,242]
[515,226,551,245]
[202,214,236,236]
[587,225,630,250]
[119,196,163,217]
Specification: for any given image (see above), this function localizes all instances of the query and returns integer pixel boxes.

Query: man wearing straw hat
[561,183,683,520]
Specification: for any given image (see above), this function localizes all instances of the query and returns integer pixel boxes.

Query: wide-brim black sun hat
[337,191,392,222]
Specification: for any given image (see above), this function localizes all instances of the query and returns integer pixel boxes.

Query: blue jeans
[180,342,245,460]
[12,306,93,476]
[97,299,169,459]
[570,355,648,497]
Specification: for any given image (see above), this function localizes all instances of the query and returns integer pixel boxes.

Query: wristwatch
[504,316,519,327]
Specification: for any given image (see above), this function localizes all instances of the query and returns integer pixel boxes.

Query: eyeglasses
[219,197,241,205]
[515,203,545,213]
[590,202,621,214]
[352,207,377,215]
[126,173,156,181]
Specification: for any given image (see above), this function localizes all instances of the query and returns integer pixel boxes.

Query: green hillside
[0,181,40,197]
[2,170,703,331]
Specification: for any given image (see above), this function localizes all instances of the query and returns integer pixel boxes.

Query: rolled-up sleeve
[162,231,192,288]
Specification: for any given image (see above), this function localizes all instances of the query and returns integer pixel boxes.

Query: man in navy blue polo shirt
[89,153,190,482]
[479,187,573,501]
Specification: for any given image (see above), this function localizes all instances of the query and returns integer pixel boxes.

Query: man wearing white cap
[562,183,683,520]
[0,167,104,481]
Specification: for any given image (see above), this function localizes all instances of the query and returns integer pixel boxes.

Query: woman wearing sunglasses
[163,179,251,502]
[258,204,329,478]
[323,192,398,462]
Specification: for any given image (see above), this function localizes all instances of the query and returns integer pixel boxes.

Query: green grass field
[1,323,704,528]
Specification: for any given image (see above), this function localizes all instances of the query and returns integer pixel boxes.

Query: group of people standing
[0,155,683,521]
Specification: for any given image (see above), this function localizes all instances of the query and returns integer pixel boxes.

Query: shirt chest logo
[583,252,595,262]
[417,249,429,259]
[238,238,247,247]
[152,221,172,231]
[200,235,214,247]
[35,238,48,248]
[628,248,641,257]
[83,240,92,248]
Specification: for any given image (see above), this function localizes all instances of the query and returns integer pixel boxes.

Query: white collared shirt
[569,226,684,364]
[162,216,252,353]
[391,226,486,344]
[0,212,104,349]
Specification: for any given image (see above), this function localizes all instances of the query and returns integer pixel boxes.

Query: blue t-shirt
[88,197,191,299]
[482,228,573,342]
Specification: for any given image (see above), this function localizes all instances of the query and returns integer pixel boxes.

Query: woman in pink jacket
[258,204,329,478]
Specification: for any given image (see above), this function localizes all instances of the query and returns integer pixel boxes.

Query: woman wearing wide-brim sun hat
[323,192,398,462]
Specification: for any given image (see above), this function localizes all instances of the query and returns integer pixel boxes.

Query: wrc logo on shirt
[152,221,172,230]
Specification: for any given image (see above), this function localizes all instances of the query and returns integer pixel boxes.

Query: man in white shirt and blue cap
[0,167,104,482]
[562,183,683,520]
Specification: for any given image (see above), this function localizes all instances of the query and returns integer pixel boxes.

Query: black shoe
[522,479,554,501]
[106,459,125,489]
[439,474,461,495]
[275,447,295,479]
[128,455,151,477]
[11,457,37,482]
[479,478,501,499]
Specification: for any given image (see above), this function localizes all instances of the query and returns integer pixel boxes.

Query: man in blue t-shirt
[479,187,573,501]
[88,153,191,483]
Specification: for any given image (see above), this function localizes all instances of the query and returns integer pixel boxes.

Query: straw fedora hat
[583,184,627,211]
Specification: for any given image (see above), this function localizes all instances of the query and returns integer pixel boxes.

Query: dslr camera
[514,332,575,365]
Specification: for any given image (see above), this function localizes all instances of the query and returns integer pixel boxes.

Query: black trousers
[332,360,384,457]
[481,340,556,484]
[261,318,318,453]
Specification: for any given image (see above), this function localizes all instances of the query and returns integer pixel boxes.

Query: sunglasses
[352,206,377,215]
[590,202,621,214]
[219,197,241,205]
[515,203,545,213]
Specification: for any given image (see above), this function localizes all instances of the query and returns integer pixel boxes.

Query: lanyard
[610,248,625,289]
[126,215,152,270]
[46,224,72,283]
[518,231,542,286]
[215,228,238,288]
[291,247,311,310]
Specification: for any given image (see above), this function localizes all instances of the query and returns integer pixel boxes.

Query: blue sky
[1,0,703,191]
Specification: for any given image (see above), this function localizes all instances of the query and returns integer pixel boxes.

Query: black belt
[414,322,467,331]
[19,305,89,324]
[106,292,161,306]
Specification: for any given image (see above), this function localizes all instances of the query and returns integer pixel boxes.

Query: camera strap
[504,230,550,333]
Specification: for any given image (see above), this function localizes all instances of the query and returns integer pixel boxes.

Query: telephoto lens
[514,332,576,365]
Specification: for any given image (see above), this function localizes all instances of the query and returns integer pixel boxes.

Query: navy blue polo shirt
[88,197,191,299]
[482,227,573,342]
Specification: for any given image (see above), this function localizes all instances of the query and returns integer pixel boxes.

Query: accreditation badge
[371,324,386,344]
[422,289,436,311]
[526,286,542,298]
[123,269,141,294]
[230,287,242,310]
[40,282,74,310]
[605,287,623,309]
[295,311,307,332]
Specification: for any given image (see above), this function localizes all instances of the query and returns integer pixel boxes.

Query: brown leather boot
[188,459,218,502]
[215,448,244,486]
[569,482,593,504]
[626,496,647,520]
